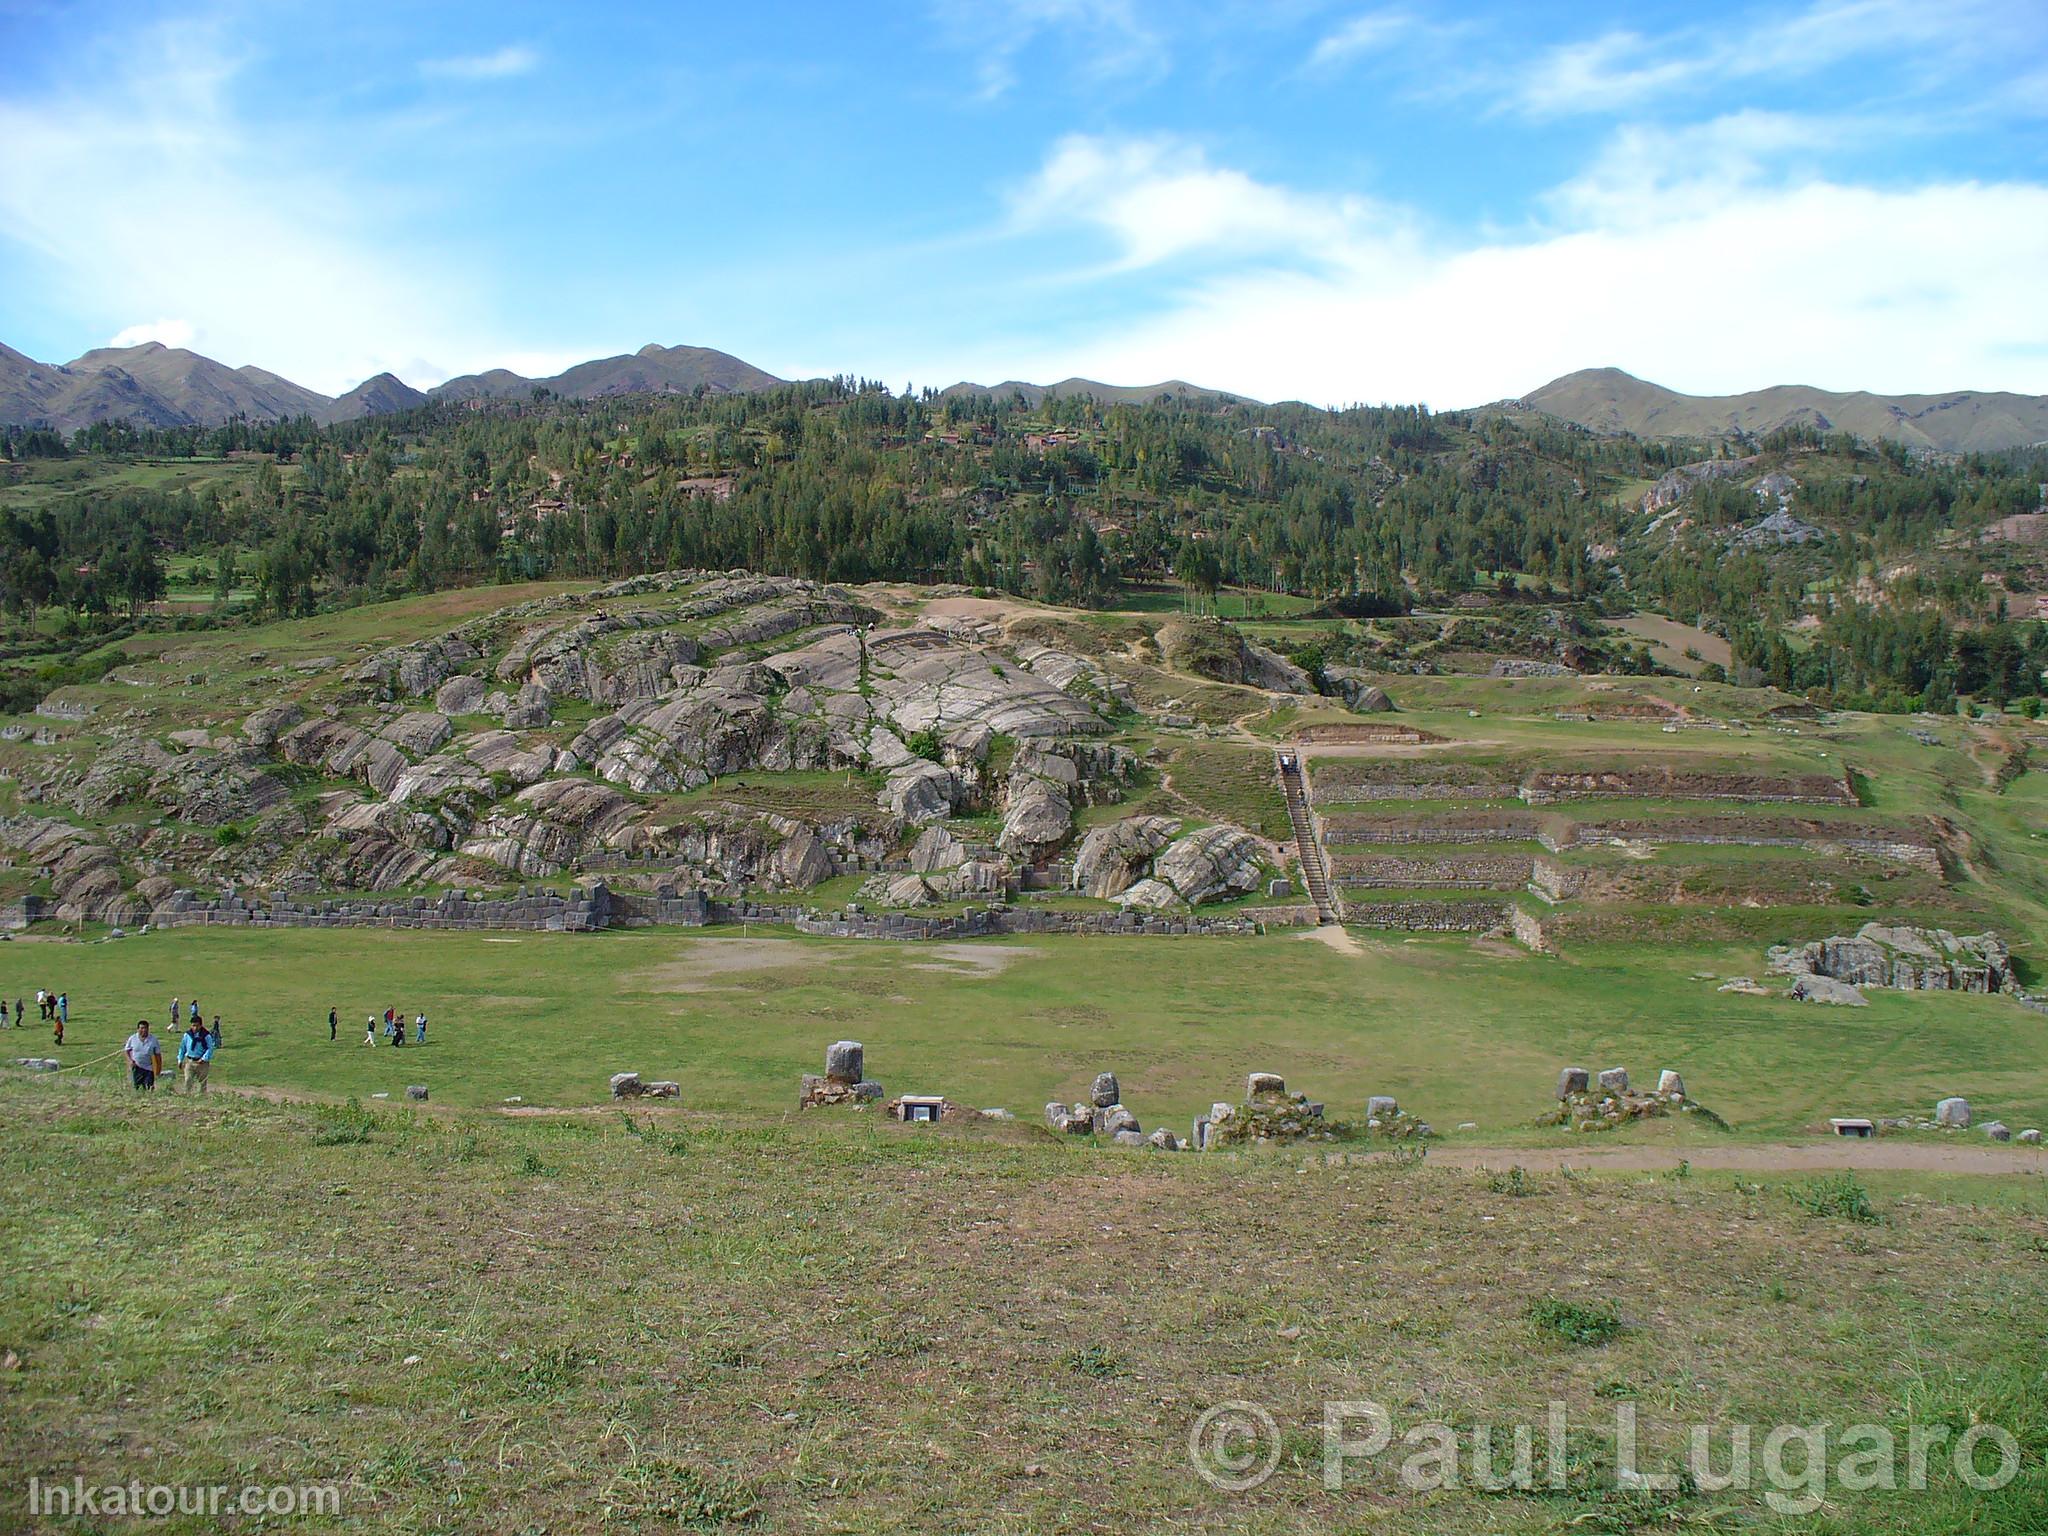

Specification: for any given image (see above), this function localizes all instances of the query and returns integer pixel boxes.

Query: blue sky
[2,0,2044,404]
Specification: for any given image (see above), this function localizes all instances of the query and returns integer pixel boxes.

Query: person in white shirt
[125,1021,163,1091]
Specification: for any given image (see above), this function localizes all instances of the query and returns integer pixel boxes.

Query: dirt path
[1422,1141,2048,1175]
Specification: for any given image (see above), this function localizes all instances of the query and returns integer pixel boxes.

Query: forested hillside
[3,378,2046,714]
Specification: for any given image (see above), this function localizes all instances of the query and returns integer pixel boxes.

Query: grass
[2,1074,2044,1534]
[13,922,2048,1140]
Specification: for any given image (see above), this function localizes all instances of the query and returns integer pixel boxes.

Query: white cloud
[1507,0,2034,118]
[108,318,197,350]
[1305,9,1414,71]
[1009,134,1410,274]
[420,44,539,81]
[0,19,549,394]
[998,131,2048,404]
[930,0,1162,102]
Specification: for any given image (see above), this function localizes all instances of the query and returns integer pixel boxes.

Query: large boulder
[1119,825,1262,908]
[1070,815,1179,899]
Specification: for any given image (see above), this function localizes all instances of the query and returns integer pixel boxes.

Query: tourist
[0,998,9,1027]
[210,1015,223,1049]
[328,1007,338,1042]
[414,1012,426,1045]
[125,1021,162,1091]
[170,997,180,1030]
[189,999,202,1026]
[363,1015,377,1047]
[52,1008,63,1047]
[57,994,67,1028]
[178,1016,214,1095]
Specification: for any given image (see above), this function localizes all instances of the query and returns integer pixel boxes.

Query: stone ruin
[799,1039,884,1110]
[1857,1097,2043,1144]
[1045,1070,1182,1149]
[1770,925,2015,1001]
[1197,1072,1347,1150]
[1541,1065,1712,1132]
[610,1072,680,1100]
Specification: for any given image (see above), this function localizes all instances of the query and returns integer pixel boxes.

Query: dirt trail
[1421,1141,2048,1175]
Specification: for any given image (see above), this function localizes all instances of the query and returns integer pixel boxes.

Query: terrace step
[1277,751,1337,925]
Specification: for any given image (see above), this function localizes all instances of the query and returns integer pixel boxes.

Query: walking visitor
[125,1021,163,1091]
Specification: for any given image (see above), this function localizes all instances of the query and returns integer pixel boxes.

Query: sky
[1,0,2044,406]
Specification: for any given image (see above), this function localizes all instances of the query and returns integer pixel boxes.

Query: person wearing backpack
[178,1017,215,1095]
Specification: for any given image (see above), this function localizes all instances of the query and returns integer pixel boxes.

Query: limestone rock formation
[1118,825,1262,909]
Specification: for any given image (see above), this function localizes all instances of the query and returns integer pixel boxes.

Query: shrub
[1785,1172,1878,1223]
[1529,1296,1622,1347]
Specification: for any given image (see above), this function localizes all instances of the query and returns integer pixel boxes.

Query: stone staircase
[1277,752,1337,925]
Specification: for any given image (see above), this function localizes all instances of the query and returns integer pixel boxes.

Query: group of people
[122,1006,222,1094]
[4,990,69,1044]
[330,1006,427,1048]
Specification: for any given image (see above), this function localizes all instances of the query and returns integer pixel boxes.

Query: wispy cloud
[0,18,528,391]
[930,0,1162,103]
[1506,0,2039,118]
[1305,9,1417,71]
[420,44,538,82]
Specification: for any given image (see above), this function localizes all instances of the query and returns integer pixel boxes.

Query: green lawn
[14,923,2047,1140]
[1,1073,2043,1534]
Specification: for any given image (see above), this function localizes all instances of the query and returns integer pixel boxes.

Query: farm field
[10,922,2048,1140]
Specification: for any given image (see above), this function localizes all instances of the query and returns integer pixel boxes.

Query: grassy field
[1,1073,2044,1533]
[9,923,2048,1140]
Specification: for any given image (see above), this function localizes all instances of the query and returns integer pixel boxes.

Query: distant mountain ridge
[0,340,785,432]
[1523,367,2048,452]
[430,343,784,403]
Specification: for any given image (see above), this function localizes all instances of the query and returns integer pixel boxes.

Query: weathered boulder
[434,674,489,715]
[1095,1105,1139,1137]
[405,1085,429,1101]
[885,761,959,825]
[1556,1067,1590,1099]
[1788,975,1868,1006]
[1091,1071,1120,1108]
[770,826,837,889]
[1596,1067,1630,1093]
[1247,1071,1286,1097]
[1147,1129,1181,1151]
[1070,815,1179,899]
[826,1040,864,1082]
[1656,1070,1686,1098]
[504,683,553,730]
[1367,1094,1398,1118]
[1935,1096,1971,1128]
[1770,924,2014,994]
[1323,667,1393,713]
[380,711,454,756]
[1984,1121,2012,1142]
[909,825,966,873]
[242,702,304,747]
[1112,1128,1148,1148]
[2019,1129,2042,1145]
[1118,824,1262,909]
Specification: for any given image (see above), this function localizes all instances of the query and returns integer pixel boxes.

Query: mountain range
[2,339,2043,450]
[1522,367,2048,453]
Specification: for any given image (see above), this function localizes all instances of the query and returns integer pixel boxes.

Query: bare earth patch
[1426,1140,2048,1174]
[1300,925,1364,957]
[907,942,1040,976]
[637,936,812,992]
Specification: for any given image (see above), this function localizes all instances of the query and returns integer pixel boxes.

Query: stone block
[1935,1096,1971,1128]
[1556,1067,1590,1099]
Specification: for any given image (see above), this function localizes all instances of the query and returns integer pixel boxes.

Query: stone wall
[1330,852,1534,889]
[137,881,1300,940]
[1321,812,1541,846]
[1339,898,1511,932]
